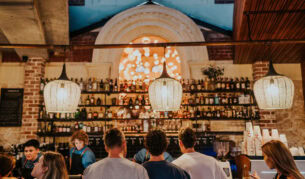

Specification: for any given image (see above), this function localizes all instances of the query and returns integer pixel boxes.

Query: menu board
[0,88,23,126]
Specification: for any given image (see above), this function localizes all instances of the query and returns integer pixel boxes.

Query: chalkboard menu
[0,88,23,126]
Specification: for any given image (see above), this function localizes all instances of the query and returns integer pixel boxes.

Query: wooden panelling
[234,0,305,64]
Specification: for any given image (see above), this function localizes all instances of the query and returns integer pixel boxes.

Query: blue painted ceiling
[69,0,234,33]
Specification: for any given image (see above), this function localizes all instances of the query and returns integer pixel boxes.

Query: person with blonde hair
[31,151,68,179]
[70,130,95,175]
[252,140,304,179]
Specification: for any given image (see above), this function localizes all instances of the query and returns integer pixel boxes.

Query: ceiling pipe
[0,39,304,50]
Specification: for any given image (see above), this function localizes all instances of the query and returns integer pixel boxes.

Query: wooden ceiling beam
[301,62,305,109]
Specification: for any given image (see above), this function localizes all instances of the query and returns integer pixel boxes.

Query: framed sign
[0,88,24,126]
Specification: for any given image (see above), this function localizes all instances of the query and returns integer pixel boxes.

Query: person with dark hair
[31,151,69,179]
[251,140,304,179]
[83,128,149,179]
[14,139,42,179]
[143,129,190,179]
[133,148,173,164]
[172,127,227,179]
[69,130,95,175]
[0,153,16,178]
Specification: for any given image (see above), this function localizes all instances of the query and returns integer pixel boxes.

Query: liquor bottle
[109,79,114,92]
[135,96,140,105]
[131,80,136,92]
[230,78,235,90]
[235,77,240,90]
[129,97,133,106]
[245,77,251,90]
[96,97,102,105]
[75,108,81,119]
[195,107,201,118]
[214,94,219,105]
[40,78,45,93]
[93,111,98,119]
[119,80,124,92]
[92,78,98,91]
[141,95,146,106]
[195,94,200,105]
[204,78,209,90]
[87,109,92,119]
[81,108,87,119]
[197,80,202,91]
[190,80,196,91]
[209,94,214,105]
[100,79,104,92]
[221,77,226,90]
[225,77,230,90]
[104,79,110,92]
[79,78,84,92]
[216,78,221,91]
[241,77,246,90]
[90,95,95,105]
[114,78,118,92]
[86,95,90,105]
[87,78,92,92]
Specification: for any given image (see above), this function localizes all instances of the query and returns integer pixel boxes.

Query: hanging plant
[201,65,224,80]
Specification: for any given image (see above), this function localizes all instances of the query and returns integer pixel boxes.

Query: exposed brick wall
[49,32,99,62]
[201,30,233,60]
[20,58,45,143]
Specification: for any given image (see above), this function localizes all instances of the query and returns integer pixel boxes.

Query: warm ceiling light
[149,60,182,111]
[44,64,81,113]
[253,60,294,109]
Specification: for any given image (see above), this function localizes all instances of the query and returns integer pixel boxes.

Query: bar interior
[0,0,304,179]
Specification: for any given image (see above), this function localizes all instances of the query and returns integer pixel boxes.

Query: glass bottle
[100,79,104,92]
[92,78,97,91]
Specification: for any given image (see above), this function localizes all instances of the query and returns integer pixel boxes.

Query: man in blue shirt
[142,129,190,179]
[133,148,173,164]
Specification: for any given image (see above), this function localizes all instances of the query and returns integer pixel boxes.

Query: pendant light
[148,47,182,111]
[44,51,81,113]
[253,60,294,109]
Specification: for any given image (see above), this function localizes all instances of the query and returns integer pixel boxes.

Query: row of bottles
[80,94,149,106]
[40,77,252,93]
[182,93,253,105]
[40,104,259,121]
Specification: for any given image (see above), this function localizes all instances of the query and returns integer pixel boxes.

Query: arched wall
[92,5,209,79]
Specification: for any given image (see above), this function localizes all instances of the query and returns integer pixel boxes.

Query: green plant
[201,65,224,79]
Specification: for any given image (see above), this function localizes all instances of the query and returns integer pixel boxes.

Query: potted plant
[201,64,224,80]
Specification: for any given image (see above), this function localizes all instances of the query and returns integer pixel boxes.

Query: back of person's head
[178,127,196,149]
[0,153,15,177]
[145,129,167,156]
[71,130,89,145]
[42,151,68,179]
[104,128,125,149]
[24,139,40,149]
[262,140,304,179]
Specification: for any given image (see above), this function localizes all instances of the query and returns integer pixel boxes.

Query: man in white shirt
[172,127,227,179]
[83,128,149,179]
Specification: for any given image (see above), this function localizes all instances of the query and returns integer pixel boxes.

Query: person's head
[262,140,304,179]
[145,129,167,157]
[31,151,68,179]
[71,130,88,150]
[24,139,40,161]
[178,127,196,153]
[0,153,16,177]
[104,128,126,156]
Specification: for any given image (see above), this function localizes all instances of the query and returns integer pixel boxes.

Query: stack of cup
[253,126,262,156]
[262,129,272,144]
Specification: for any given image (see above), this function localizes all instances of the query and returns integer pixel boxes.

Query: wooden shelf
[37,117,259,122]
[36,131,244,137]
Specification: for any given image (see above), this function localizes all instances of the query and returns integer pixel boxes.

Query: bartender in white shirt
[172,127,227,179]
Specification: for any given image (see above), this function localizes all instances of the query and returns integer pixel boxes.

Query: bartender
[70,130,96,175]
[14,139,42,179]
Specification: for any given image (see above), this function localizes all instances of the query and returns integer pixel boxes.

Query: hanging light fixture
[44,63,81,113]
[253,60,294,109]
[148,47,182,111]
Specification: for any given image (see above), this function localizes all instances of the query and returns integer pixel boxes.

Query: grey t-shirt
[83,157,149,179]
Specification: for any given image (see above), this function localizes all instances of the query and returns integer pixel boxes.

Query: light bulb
[266,79,279,96]
[57,84,68,100]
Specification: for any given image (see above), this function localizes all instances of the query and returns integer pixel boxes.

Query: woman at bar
[0,153,16,179]
[31,151,68,179]
[252,140,304,179]
[69,130,96,175]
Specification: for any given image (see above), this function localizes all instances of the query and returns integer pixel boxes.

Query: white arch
[92,5,209,79]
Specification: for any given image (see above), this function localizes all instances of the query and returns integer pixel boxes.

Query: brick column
[252,61,277,129]
[20,57,45,143]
